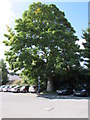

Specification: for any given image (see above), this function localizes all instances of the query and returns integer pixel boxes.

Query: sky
[0,0,89,60]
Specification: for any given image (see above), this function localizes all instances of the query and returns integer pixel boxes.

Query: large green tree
[0,59,8,85]
[3,2,80,91]
[82,26,90,73]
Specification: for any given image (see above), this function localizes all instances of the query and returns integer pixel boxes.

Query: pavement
[0,92,89,118]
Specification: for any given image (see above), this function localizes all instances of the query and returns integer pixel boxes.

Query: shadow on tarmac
[37,93,90,100]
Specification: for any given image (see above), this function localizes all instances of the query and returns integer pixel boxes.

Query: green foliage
[3,2,80,84]
[21,74,37,85]
[82,25,90,72]
[0,59,8,85]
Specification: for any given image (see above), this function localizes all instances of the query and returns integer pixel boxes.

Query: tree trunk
[66,65,71,80]
[47,76,53,92]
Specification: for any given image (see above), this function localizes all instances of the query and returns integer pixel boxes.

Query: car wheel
[17,90,19,93]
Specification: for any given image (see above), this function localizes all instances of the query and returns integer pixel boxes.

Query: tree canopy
[82,25,90,73]
[3,2,80,89]
[0,59,8,85]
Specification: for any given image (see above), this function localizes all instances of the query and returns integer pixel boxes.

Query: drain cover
[43,107,54,111]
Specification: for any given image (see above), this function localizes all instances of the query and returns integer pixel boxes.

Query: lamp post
[37,76,40,94]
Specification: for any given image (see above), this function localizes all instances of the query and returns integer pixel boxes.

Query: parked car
[20,85,29,93]
[3,85,10,92]
[0,85,5,92]
[29,85,37,93]
[56,84,73,95]
[7,85,15,92]
[73,84,88,97]
[10,85,22,93]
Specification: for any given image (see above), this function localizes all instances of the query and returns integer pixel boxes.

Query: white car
[0,85,5,92]
[29,85,37,93]
[8,86,15,92]
[20,85,29,93]
[10,86,21,93]
[3,85,10,92]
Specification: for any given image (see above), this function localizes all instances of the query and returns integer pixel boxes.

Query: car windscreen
[18,86,22,88]
[14,86,19,88]
[10,86,15,88]
[75,86,85,90]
